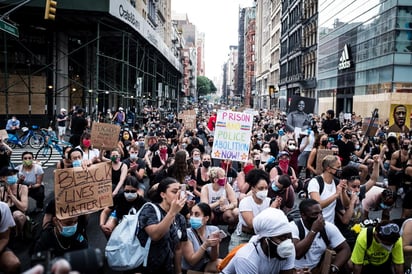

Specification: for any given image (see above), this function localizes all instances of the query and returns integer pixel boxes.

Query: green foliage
[197,76,217,96]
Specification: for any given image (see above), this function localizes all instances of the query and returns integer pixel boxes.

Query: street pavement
[12,160,402,273]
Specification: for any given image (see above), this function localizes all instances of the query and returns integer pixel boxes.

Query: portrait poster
[388,104,411,133]
[211,110,253,163]
[54,162,113,220]
[288,95,316,114]
[90,123,121,149]
[316,149,334,175]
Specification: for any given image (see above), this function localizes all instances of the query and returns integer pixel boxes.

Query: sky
[171,0,254,82]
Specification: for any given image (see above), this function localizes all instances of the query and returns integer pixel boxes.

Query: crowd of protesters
[0,104,412,274]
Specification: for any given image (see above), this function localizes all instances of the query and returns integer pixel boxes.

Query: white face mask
[275,239,294,258]
[262,148,271,153]
[124,192,138,200]
[256,190,268,201]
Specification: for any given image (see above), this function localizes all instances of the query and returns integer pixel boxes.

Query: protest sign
[54,162,113,219]
[362,117,379,137]
[90,123,121,149]
[316,149,334,175]
[179,109,197,129]
[211,110,253,162]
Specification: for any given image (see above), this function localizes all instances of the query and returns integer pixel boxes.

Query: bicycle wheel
[35,145,52,166]
[29,133,45,149]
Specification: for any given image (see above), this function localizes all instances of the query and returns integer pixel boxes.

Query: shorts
[347,160,361,169]
[58,126,66,136]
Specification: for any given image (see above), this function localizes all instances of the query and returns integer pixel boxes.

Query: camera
[31,248,104,274]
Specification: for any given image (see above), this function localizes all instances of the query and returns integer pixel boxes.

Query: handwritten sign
[316,149,334,174]
[54,162,113,219]
[0,130,8,140]
[90,123,121,149]
[179,110,197,129]
[211,110,253,162]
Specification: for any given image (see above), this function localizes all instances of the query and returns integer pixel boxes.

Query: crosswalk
[10,147,63,170]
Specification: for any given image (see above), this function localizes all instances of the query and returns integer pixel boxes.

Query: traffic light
[44,0,57,20]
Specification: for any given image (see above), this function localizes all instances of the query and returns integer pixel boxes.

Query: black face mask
[208,142,213,147]
[344,134,352,140]
[202,161,211,168]
[402,144,409,150]
[321,140,328,147]
[255,159,261,167]
[334,169,342,178]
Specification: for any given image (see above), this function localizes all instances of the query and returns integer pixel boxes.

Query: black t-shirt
[34,224,88,258]
[335,139,355,166]
[111,193,147,220]
[322,119,341,136]
[137,203,187,274]
[71,116,87,135]
[57,114,67,127]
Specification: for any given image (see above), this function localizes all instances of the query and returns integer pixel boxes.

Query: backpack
[301,175,339,199]
[217,243,247,271]
[294,219,330,259]
[105,202,161,271]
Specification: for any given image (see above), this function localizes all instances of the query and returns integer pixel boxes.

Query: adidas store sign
[338,44,352,70]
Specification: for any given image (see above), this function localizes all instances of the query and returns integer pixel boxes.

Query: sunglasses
[379,223,399,236]
[124,189,137,193]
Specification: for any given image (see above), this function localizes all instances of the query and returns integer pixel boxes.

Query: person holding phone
[181,202,222,273]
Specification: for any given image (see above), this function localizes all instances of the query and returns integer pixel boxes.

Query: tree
[197,76,217,96]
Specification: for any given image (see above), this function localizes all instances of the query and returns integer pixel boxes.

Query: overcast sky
[171,0,254,81]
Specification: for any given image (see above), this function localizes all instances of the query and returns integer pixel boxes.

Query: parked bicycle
[6,124,45,149]
[35,129,71,166]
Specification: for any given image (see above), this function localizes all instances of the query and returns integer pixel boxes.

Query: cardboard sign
[90,123,121,149]
[316,149,334,174]
[0,130,8,140]
[179,110,197,129]
[362,117,379,137]
[211,110,253,163]
[54,162,113,219]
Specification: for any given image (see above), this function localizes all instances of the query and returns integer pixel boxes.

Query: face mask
[287,145,296,151]
[256,190,268,200]
[402,144,409,150]
[267,238,294,259]
[7,175,18,185]
[110,156,120,163]
[344,134,352,140]
[138,141,145,147]
[124,192,138,200]
[271,183,280,192]
[263,148,271,153]
[257,140,263,146]
[254,159,261,166]
[380,242,393,251]
[208,142,213,147]
[12,118,16,122]
[82,139,91,148]
[72,159,82,167]
[160,148,168,154]
[321,140,328,147]
[202,161,211,168]
[347,190,360,196]
[279,159,289,171]
[189,217,203,230]
[333,168,342,178]
[217,178,226,186]
[355,145,360,150]
[380,202,391,209]
[60,223,77,237]
[130,153,138,160]
[23,160,32,166]
[182,143,187,149]
[193,156,201,162]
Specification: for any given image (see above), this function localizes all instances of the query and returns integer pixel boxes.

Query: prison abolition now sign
[54,162,113,219]
[211,110,253,162]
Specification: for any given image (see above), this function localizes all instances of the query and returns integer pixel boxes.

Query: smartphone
[180,184,186,199]
[218,230,227,239]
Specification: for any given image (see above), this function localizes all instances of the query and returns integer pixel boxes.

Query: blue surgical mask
[72,160,82,167]
[60,223,77,237]
[130,153,138,160]
[7,175,18,185]
[189,217,203,230]
[380,202,391,209]
[271,183,280,192]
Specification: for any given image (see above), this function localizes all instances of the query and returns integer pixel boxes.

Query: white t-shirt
[307,176,337,224]
[75,146,100,161]
[221,241,295,274]
[0,201,16,233]
[290,219,345,270]
[236,196,271,235]
[362,186,385,212]
[16,164,44,185]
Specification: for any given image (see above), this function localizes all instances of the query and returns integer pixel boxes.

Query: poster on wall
[388,104,411,134]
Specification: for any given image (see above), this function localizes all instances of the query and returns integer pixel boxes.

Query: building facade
[317,0,412,119]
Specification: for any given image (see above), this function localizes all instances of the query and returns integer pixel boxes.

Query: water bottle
[106,210,118,230]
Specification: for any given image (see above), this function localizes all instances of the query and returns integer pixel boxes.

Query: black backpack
[301,175,339,199]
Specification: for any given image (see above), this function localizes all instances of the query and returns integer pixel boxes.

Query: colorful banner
[211,110,253,162]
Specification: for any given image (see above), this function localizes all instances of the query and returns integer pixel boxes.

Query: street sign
[0,19,19,38]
